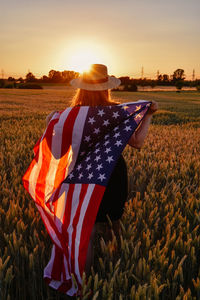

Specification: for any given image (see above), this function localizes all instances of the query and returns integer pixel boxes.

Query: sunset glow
[61,42,108,73]
[1,0,200,79]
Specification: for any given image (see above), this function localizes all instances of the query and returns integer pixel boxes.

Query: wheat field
[0,88,200,299]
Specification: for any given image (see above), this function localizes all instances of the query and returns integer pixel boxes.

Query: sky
[0,0,200,79]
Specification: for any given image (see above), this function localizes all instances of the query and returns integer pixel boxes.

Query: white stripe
[43,244,56,278]
[48,279,63,290]
[36,204,62,249]
[44,108,72,201]
[74,184,95,284]
[63,255,70,280]
[67,184,82,273]
[67,106,89,176]
[55,183,69,233]
[67,281,77,296]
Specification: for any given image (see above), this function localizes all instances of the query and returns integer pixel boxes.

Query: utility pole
[157,70,159,80]
[141,66,144,79]
[192,69,195,81]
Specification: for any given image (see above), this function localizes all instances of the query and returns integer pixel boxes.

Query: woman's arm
[128,101,158,149]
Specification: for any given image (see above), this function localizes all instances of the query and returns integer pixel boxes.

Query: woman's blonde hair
[71,89,119,107]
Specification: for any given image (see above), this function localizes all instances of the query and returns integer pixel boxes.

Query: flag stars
[79,173,83,179]
[97,164,103,171]
[86,164,92,171]
[98,173,106,182]
[103,120,110,126]
[113,111,120,119]
[68,173,74,179]
[84,135,91,142]
[104,140,109,146]
[104,134,110,139]
[136,105,141,111]
[124,126,132,132]
[115,140,122,147]
[114,126,119,132]
[94,148,100,154]
[86,156,91,162]
[114,132,120,138]
[98,109,105,117]
[94,128,100,134]
[95,155,101,162]
[124,119,130,124]
[105,147,111,154]
[88,117,95,125]
[88,173,93,180]
[106,156,114,163]
[77,164,82,171]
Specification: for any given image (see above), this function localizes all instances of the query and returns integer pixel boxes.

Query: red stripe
[33,136,42,156]
[70,184,89,280]
[57,280,72,293]
[61,184,75,274]
[53,107,80,189]
[50,245,63,281]
[34,118,58,205]
[37,205,67,256]
[22,149,40,193]
[78,185,106,275]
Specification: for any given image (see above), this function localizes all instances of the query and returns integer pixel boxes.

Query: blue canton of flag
[65,101,151,186]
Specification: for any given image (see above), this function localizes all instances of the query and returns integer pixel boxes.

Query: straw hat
[70,64,121,91]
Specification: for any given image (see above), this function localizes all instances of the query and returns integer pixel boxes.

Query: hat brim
[70,76,121,91]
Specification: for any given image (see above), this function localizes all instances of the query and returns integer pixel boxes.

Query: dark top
[95,154,128,223]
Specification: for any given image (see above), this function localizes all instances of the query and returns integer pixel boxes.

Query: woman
[24,63,157,296]
[55,64,158,275]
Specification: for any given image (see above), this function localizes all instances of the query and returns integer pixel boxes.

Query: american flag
[23,100,151,296]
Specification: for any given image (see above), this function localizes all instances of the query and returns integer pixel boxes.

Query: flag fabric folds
[22,100,151,296]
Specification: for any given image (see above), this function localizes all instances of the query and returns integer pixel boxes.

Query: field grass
[0,89,200,299]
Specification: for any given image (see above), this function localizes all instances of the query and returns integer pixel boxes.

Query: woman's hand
[128,101,158,148]
[148,101,158,115]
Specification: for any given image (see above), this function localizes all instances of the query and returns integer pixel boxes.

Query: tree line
[1,68,200,90]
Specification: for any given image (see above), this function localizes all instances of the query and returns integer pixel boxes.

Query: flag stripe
[55,184,69,233]
[71,184,90,283]
[77,185,106,278]
[67,106,89,176]
[44,108,73,200]
[23,101,151,296]
[66,184,83,277]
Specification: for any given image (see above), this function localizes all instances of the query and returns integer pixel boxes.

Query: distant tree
[48,70,62,83]
[8,77,16,82]
[41,75,49,83]
[157,74,163,82]
[26,72,37,82]
[0,79,5,88]
[173,69,185,81]
[61,70,79,83]
[176,81,184,92]
[17,77,24,83]
[163,74,169,82]
[119,76,131,85]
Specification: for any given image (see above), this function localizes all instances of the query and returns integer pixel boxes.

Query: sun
[61,41,107,73]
